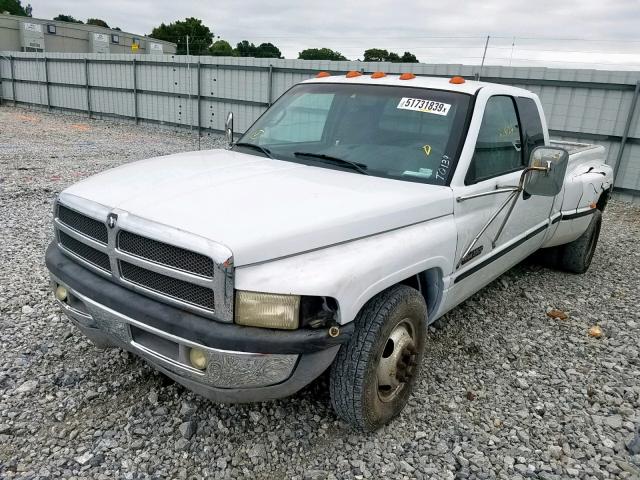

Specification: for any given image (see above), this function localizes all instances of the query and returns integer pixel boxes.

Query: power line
[219,32,640,47]
[144,33,640,69]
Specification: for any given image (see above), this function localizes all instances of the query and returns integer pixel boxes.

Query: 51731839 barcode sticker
[397,97,451,116]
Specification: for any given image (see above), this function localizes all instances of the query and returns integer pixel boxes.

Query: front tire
[329,285,427,431]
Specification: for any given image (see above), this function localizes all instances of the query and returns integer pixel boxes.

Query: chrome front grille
[59,230,111,271]
[120,261,216,311]
[118,230,214,278]
[58,204,108,244]
[53,198,234,322]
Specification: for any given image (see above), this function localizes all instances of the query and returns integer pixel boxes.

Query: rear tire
[557,210,602,274]
[329,285,427,431]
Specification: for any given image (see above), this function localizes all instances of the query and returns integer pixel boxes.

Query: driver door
[450,95,554,302]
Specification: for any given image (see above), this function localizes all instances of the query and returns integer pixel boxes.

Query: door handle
[512,140,522,152]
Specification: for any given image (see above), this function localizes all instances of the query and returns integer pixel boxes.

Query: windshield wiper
[234,142,273,158]
[293,152,369,175]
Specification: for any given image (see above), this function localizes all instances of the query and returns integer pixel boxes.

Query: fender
[543,148,613,248]
[234,215,457,325]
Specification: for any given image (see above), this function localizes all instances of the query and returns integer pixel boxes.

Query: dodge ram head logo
[107,213,117,229]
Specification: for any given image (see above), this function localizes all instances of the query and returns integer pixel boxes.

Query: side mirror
[225,111,234,146]
[524,146,569,197]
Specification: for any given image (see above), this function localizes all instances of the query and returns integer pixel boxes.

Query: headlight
[235,291,300,330]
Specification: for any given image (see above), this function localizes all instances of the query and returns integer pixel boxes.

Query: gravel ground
[1,105,639,480]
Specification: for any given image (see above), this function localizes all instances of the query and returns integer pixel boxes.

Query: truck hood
[63,149,454,265]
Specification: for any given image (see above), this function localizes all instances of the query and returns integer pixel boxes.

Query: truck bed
[549,139,601,155]
[550,139,607,172]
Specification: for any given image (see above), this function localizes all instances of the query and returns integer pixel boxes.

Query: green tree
[363,48,389,62]
[86,18,109,28]
[298,48,347,61]
[209,39,234,56]
[386,52,401,62]
[255,42,282,58]
[0,0,31,16]
[235,40,256,57]
[150,18,213,55]
[235,41,282,58]
[400,51,419,63]
[363,48,419,63]
[53,14,83,23]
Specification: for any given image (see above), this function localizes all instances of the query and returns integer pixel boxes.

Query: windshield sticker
[422,144,432,156]
[249,129,265,139]
[397,98,451,116]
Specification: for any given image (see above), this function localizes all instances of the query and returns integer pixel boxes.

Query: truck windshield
[234,83,472,185]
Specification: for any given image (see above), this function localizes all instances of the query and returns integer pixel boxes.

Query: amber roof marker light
[346,70,363,78]
[371,71,386,79]
[449,76,466,84]
[316,71,331,78]
[399,73,416,80]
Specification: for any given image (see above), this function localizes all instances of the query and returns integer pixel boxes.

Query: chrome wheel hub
[376,320,418,402]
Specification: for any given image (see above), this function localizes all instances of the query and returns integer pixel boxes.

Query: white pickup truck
[46,72,613,431]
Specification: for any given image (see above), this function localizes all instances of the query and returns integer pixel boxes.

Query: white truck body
[46,73,613,428]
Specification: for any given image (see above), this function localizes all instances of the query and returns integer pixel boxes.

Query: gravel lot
[1,106,639,480]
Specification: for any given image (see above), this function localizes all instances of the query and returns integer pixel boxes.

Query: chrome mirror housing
[524,146,569,197]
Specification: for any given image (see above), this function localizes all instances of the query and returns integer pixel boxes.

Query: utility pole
[509,37,516,66]
[478,35,490,80]
[186,35,192,137]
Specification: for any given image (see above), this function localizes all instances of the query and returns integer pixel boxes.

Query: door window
[466,96,524,184]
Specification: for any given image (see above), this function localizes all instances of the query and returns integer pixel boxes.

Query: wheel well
[596,187,611,212]
[399,268,443,319]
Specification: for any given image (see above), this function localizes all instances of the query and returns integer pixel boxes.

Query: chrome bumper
[51,275,298,390]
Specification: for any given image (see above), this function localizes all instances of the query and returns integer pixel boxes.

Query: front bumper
[46,243,349,402]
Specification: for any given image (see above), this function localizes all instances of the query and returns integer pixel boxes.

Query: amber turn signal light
[316,71,331,78]
[371,71,386,79]
[346,70,362,78]
[399,73,416,80]
[449,76,466,84]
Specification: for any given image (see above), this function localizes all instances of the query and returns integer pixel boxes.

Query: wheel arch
[596,186,612,212]
[399,267,444,320]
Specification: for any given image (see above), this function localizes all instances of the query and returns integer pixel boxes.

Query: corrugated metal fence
[1,52,639,197]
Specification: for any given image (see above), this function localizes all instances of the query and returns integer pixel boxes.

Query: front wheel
[329,285,427,431]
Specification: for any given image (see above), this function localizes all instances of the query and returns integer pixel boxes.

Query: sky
[29,0,640,70]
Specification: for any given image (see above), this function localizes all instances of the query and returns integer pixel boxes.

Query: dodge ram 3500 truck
[46,72,613,431]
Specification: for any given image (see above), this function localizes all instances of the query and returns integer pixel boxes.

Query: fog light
[55,285,68,302]
[189,348,207,370]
